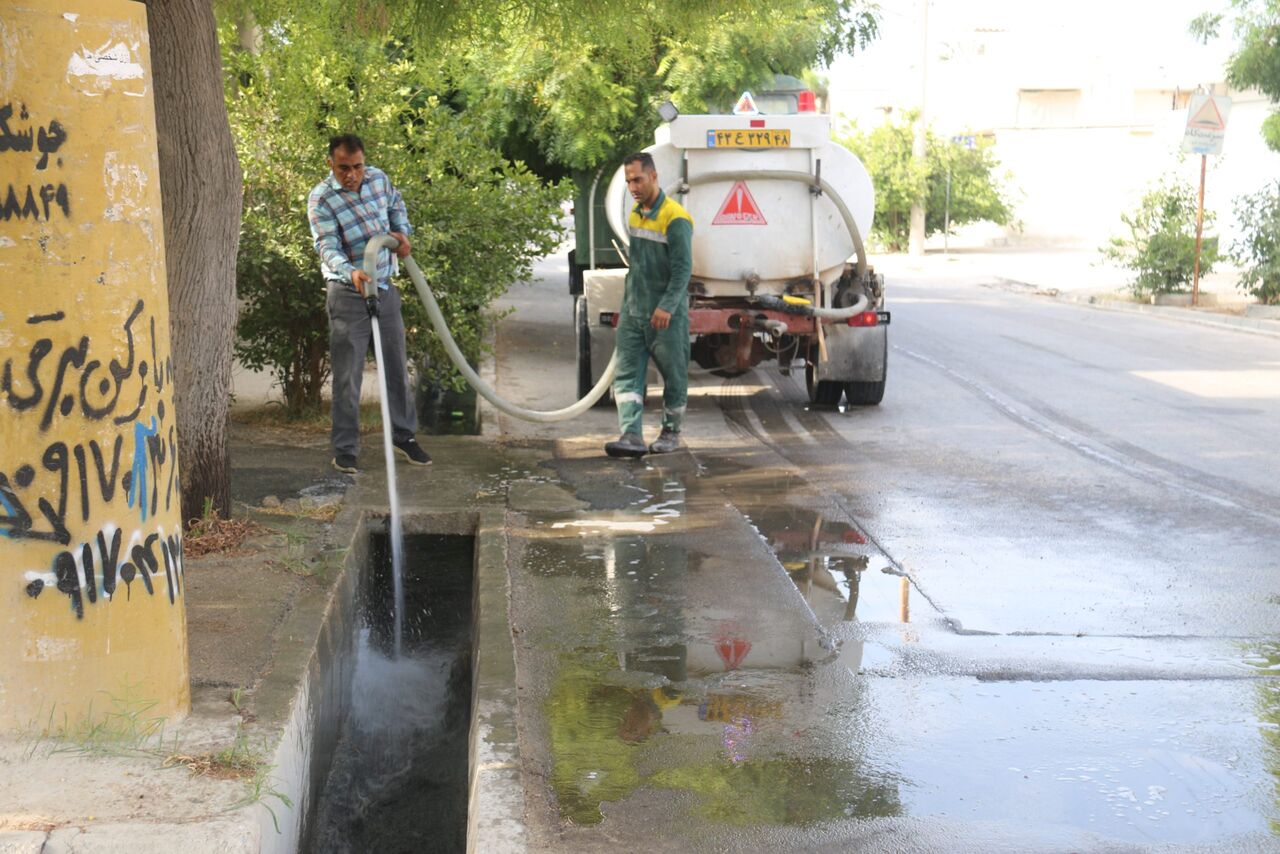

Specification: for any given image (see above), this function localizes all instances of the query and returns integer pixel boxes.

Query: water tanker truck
[574,98,888,408]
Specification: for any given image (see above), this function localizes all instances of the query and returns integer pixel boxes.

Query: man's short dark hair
[329,134,365,156]
[623,152,656,172]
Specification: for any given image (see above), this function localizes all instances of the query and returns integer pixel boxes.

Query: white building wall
[827,0,1280,249]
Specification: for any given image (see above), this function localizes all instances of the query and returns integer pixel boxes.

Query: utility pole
[908,0,929,256]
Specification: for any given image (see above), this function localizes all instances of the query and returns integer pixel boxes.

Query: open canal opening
[308,530,476,854]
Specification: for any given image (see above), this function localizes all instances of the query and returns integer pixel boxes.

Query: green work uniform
[614,189,694,436]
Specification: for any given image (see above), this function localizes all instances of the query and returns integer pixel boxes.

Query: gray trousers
[326,281,418,456]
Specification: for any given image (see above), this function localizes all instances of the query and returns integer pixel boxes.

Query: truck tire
[843,379,884,406]
[576,295,593,398]
[805,361,844,407]
[576,296,611,407]
[844,333,887,406]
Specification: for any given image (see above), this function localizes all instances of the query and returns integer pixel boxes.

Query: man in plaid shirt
[308,134,431,473]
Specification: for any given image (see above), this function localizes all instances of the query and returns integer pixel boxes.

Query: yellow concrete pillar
[0,0,189,731]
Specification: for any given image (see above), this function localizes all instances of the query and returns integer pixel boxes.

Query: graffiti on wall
[2,91,181,621]
[2,301,183,619]
[0,102,70,221]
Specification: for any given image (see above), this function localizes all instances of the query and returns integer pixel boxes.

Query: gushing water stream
[368,308,405,657]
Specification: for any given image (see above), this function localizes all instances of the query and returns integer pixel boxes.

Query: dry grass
[164,725,262,781]
[232,400,383,436]
[184,516,268,558]
[253,502,341,523]
[164,750,260,780]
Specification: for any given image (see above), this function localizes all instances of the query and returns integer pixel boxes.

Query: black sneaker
[332,453,359,474]
[393,437,432,466]
[605,432,648,458]
[648,427,682,455]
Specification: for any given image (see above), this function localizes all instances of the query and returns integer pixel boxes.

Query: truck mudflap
[813,319,888,384]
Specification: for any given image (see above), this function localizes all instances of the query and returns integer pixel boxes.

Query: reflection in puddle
[737,504,914,626]
[542,644,902,827]
[523,505,902,828]
[520,453,1280,846]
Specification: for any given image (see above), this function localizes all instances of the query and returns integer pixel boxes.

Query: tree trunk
[144,0,243,523]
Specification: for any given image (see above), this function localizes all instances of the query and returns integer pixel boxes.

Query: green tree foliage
[221,0,876,409]
[222,16,567,408]
[1191,2,1280,150]
[836,115,1015,252]
[1102,177,1221,296]
[461,1,879,177]
[1230,180,1280,304]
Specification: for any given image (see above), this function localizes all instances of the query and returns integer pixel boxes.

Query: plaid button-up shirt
[307,165,413,290]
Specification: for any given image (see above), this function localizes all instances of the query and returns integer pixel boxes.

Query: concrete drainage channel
[253,510,524,854]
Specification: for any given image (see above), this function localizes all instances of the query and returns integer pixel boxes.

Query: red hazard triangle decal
[1190,97,1226,130]
[715,635,751,670]
[712,181,767,226]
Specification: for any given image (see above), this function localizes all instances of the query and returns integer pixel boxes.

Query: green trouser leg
[650,312,689,432]
[612,315,650,436]
[612,312,689,436]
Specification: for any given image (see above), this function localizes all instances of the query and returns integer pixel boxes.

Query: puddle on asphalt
[510,448,1280,846]
[734,503,916,627]
[515,524,903,828]
[474,461,548,500]
[861,677,1280,845]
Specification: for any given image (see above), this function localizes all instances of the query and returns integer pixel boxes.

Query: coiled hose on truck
[363,235,617,423]
[674,170,870,320]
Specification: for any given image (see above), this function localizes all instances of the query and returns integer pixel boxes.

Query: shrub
[1230,180,1280,305]
[1102,178,1220,297]
[223,23,568,413]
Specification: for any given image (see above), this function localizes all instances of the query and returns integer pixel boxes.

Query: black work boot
[647,427,682,455]
[605,432,648,458]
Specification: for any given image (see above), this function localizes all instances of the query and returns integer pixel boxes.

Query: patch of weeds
[166,725,293,833]
[237,763,294,833]
[30,686,175,760]
[268,555,320,577]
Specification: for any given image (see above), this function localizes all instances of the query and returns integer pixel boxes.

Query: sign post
[1181,93,1231,307]
[944,136,977,254]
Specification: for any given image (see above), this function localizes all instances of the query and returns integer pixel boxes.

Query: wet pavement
[483,252,1280,852]
[10,246,1273,852]
[493,440,1279,852]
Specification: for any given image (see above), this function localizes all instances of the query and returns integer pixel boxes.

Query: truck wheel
[843,380,884,406]
[805,361,844,407]
[576,295,593,398]
[568,249,584,296]
[576,296,611,407]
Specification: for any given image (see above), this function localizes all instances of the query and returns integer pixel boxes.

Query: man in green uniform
[605,152,694,458]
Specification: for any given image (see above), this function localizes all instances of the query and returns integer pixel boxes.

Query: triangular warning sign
[1190,97,1226,131]
[732,91,759,116]
[712,181,767,225]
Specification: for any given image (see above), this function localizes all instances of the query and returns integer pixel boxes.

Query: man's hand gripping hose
[363,235,617,422]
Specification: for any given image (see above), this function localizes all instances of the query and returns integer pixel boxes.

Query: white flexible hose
[363,236,616,422]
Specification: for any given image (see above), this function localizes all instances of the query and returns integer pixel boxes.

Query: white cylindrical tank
[605,114,874,296]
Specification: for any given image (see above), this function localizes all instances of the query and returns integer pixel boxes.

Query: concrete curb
[1051,291,1280,339]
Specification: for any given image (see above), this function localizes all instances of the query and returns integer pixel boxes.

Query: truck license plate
[707,129,791,148]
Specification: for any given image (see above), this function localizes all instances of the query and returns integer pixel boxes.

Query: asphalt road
[495,250,1280,852]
